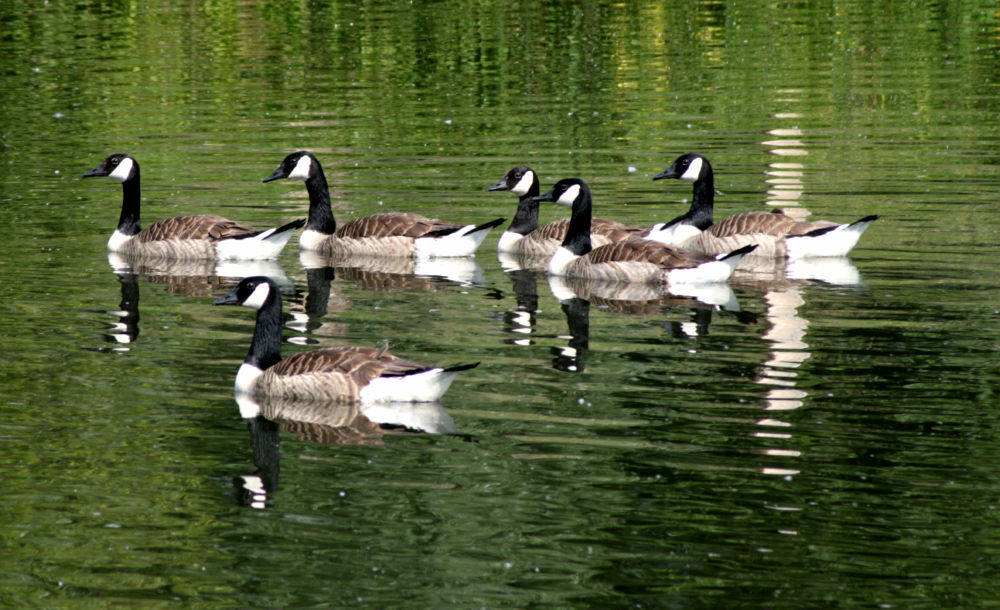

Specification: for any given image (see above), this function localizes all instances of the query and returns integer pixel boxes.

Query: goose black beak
[261,167,286,183]
[531,188,555,203]
[213,289,241,306]
[82,165,106,178]
[652,167,678,181]
[485,178,508,192]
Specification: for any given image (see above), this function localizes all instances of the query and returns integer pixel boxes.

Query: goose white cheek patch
[680,157,703,182]
[242,282,271,309]
[287,155,312,180]
[556,184,581,206]
[109,157,134,182]
[511,170,535,196]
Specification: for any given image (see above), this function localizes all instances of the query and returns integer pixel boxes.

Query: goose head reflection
[499,266,542,347]
[234,393,457,509]
[91,253,293,353]
[552,296,590,373]
[88,272,141,352]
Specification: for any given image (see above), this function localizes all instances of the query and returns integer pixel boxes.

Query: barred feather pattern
[708,211,836,238]
[137,214,258,241]
[684,211,839,258]
[307,213,468,257]
[118,214,259,259]
[336,213,461,239]
[314,234,419,257]
[534,217,643,243]
[564,239,715,283]
[257,345,428,401]
[512,218,641,258]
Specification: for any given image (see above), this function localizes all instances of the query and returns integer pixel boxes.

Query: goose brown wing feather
[535,217,642,242]
[137,215,257,242]
[708,211,837,238]
[268,345,427,383]
[707,212,797,237]
[587,238,712,269]
[336,213,461,239]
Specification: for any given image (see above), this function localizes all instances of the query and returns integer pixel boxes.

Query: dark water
[2,1,1000,607]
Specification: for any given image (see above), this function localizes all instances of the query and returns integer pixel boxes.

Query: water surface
[2,1,1000,607]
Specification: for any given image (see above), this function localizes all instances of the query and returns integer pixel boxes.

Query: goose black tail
[424,218,506,239]
[274,218,307,233]
[382,362,480,378]
[471,217,507,233]
[718,244,758,261]
[850,214,880,227]
[236,218,306,240]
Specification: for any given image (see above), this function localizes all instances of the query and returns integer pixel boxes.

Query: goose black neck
[247,292,284,371]
[116,167,142,236]
[687,168,716,229]
[560,188,593,256]
[304,170,337,235]
[508,185,541,235]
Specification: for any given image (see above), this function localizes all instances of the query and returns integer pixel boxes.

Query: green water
[2,1,1000,607]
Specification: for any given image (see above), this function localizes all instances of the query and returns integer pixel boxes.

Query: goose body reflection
[108,251,293,293]
[299,249,487,288]
[235,395,457,509]
[652,153,879,259]
[236,394,457,436]
[535,178,756,285]
[214,276,478,402]
[83,153,304,260]
[547,274,740,313]
[265,151,504,258]
[728,254,864,288]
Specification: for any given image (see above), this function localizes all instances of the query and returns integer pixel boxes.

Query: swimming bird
[487,165,641,257]
[213,276,478,402]
[651,153,879,258]
[83,153,304,260]
[264,151,505,258]
[534,178,755,284]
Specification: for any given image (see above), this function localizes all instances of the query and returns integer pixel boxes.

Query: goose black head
[262,151,319,183]
[487,166,538,197]
[653,153,710,183]
[214,276,277,310]
[532,177,589,208]
[83,153,138,183]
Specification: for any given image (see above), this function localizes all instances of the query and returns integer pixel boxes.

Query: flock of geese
[83,150,879,410]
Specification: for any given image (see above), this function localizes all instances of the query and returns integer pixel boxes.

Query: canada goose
[487,165,641,257]
[213,276,478,401]
[534,178,756,284]
[651,153,879,258]
[83,154,305,260]
[264,151,505,258]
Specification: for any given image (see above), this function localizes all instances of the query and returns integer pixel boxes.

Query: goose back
[654,153,877,259]
[565,238,710,282]
[336,212,461,239]
[258,345,430,401]
[85,153,302,261]
[509,217,638,258]
[267,151,502,258]
[683,211,839,258]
